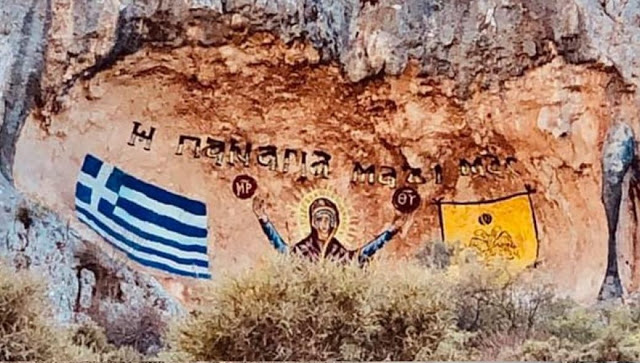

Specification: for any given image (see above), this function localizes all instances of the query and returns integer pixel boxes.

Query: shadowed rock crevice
[599,122,635,300]
[0,0,51,181]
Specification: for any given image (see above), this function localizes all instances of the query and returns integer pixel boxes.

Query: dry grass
[166,246,640,361]
[0,261,59,360]
[0,259,147,362]
[9,238,640,362]
[167,252,560,360]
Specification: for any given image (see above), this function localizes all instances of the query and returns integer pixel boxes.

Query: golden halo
[289,186,359,249]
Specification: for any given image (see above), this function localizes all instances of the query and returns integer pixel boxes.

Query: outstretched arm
[258,218,289,254]
[359,229,398,260]
[253,197,288,254]
[358,213,409,260]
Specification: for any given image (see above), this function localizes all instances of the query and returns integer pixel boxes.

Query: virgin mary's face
[312,212,335,241]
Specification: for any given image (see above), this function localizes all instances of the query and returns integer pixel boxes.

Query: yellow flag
[438,192,539,268]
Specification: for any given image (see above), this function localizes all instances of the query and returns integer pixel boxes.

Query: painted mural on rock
[436,189,539,269]
[127,119,543,270]
[73,118,640,304]
[251,189,411,264]
[13,44,638,304]
[71,146,541,283]
[74,154,211,279]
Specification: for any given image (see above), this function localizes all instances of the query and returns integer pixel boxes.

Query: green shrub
[499,302,640,361]
[167,252,572,361]
[169,255,457,361]
[16,235,640,362]
[544,306,603,344]
[449,256,560,334]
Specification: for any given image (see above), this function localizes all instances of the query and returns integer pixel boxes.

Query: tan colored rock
[9,39,638,303]
[5,0,640,319]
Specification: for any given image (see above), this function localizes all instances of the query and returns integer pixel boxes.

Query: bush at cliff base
[0,260,145,362]
[9,242,640,361]
[167,247,640,361]
[165,250,537,360]
[0,261,61,361]
[171,255,462,360]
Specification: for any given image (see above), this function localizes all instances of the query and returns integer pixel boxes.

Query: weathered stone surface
[0,173,183,324]
[0,0,50,180]
[0,0,635,141]
[3,0,640,323]
[9,44,634,303]
[599,122,635,300]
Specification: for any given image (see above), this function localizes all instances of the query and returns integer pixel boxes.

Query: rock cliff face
[2,0,640,322]
[0,172,184,329]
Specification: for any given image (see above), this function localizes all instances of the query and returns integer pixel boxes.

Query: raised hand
[391,211,410,233]
[252,196,269,221]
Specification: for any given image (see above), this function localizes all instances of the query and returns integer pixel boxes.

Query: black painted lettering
[485,154,502,175]
[310,150,331,179]
[405,166,427,185]
[127,121,156,151]
[202,137,225,165]
[228,138,252,167]
[175,135,201,158]
[299,151,308,180]
[471,157,486,177]
[257,145,278,171]
[378,166,397,189]
[460,158,486,177]
[434,164,443,184]
[283,148,298,173]
[352,162,376,185]
[459,159,471,176]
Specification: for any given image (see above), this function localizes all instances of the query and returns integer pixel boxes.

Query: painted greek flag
[74,154,211,279]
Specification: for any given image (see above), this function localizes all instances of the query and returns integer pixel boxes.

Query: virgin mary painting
[252,196,409,264]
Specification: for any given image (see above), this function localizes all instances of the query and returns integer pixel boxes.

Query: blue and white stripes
[74,154,211,279]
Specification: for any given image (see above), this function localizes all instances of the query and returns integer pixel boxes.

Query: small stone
[87,81,107,100]
[79,268,96,309]
[13,253,31,270]
[230,14,249,30]
[523,40,537,57]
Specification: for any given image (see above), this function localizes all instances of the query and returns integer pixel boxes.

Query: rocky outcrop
[600,122,635,300]
[0,0,50,180]
[0,173,183,325]
[3,0,640,322]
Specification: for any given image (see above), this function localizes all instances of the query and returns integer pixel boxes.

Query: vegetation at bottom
[0,260,147,362]
[5,243,640,361]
